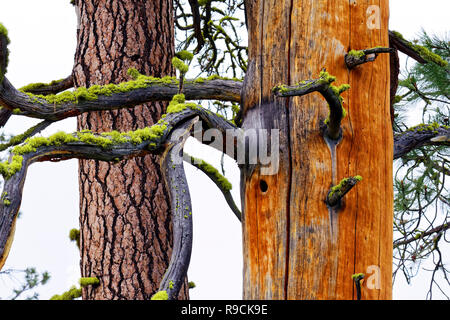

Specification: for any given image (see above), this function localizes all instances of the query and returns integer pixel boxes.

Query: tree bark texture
[241,0,393,300]
[73,0,187,299]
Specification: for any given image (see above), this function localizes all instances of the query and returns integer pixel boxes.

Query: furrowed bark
[74,0,182,300]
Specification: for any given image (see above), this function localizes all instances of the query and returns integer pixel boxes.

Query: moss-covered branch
[0,103,237,271]
[326,176,362,207]
[394,123,450,159]
[156,118,197,300]
[272,70,349,140]
[0,73,242,122]
[345,47,394,69]
[19,75,74,96]
[0,120,53,152]
[183,152,242,221]
[389,30,448,67]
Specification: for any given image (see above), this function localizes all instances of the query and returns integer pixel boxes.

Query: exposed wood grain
[242,0,393,300]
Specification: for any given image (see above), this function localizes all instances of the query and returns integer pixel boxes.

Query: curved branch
[19,75,74,96]
[273,70,349,140]
[156,118,197,300]
[0,76,74,128]
[187,0,205,53]
[183,153,242,221]
[0,106,238,270]
[0,120,54,152]
[0,76,242,121]
[394,125,450,159]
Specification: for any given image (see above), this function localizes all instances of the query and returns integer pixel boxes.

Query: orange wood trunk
[241,0,393,300]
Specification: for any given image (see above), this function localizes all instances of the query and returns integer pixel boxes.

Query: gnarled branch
[0,76,242,122]
[0,105,239,270]
[394,124,450,160]
[156,117,197,300]
[273,70,349,140]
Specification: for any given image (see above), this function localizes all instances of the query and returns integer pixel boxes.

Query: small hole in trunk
[260,179,268,193]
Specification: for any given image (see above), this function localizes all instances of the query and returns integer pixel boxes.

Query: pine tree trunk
[73,0,187,299]
[241,0,393,299]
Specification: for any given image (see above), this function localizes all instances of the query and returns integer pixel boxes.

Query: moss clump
[166,93,199,114]
[0,155,24,179]
[0,23,10,83]
[2,124,169,179]
[79,277,100,287]
[151,290,169,300]
[319,70,337,84]
[190,156,232,192]
[352,273,365,280]
[172,57,189,74]
[69,228,80,248]
[19,79,66,93]
[22,71,178,106]
[407,122,443,134]
[169,280,174,289]
[176,50,194,62]
[329,176,362,199]
[348,50,365,59]
[50,286,82,300]
[391,30,447,67]
[188,281,196,289]
[411,44,448,67]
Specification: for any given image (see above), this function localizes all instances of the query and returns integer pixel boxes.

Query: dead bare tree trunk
[241,0,393,300]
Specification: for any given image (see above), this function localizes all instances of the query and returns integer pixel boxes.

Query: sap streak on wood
[241,0,393,300]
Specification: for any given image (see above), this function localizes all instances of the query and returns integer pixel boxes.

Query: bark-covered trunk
[241,0,393,299]
[73,0,187,299]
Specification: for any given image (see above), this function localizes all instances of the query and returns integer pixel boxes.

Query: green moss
[22,71,178,106]
[19,79,66,93]
[411,43,448,67]
[319,70,336,84]
[172,57,189,74]
[191,156,232,192]
[0,155,24,179]
[151,290,169,300]
[69,228,80,248]
[79,277,100,287]
[329,176,362,199]
[348,50,365,59]
[176,50,194,62]
[169,280,174,289]
[188,281,196,289]
[50,286,82,300]
[352,273,365,280]
[166,93,199,114]
[391,30,447,67]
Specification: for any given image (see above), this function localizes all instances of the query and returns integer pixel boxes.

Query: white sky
[0,0,448,300]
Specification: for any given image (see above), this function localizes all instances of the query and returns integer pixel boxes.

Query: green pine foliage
[392,31,449,295]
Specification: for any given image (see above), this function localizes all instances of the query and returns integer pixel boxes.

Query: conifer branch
[394,124,450,159]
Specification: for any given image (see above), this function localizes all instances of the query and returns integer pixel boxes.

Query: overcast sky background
[0,0,448,300]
